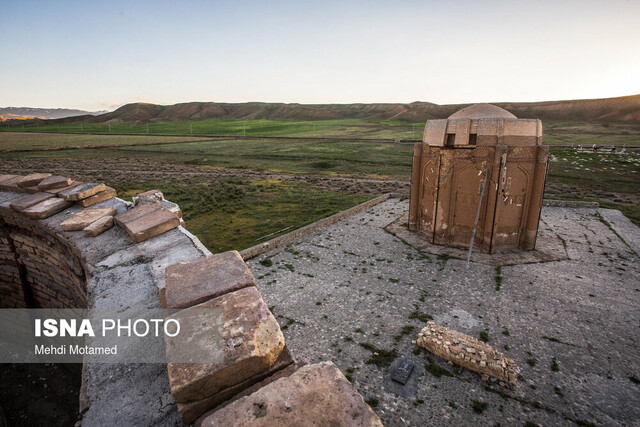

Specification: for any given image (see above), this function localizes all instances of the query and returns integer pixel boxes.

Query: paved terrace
[247,198,640,426]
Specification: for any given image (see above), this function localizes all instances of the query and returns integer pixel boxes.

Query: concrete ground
[247,198,640,426]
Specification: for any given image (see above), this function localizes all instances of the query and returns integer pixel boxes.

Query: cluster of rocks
[417,321,518,385]
[0,171,383,426]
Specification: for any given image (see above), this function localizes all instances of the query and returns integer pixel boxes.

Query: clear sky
[1,0,639,111]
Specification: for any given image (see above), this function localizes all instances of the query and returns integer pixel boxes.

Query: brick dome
[448,103,517,120]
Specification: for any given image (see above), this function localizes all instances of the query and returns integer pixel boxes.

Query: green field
[4,117,639,146]
[0,136,414,177]
[116,178,372,252]
[0,132,210,151]
[0,124,638,252]
[0,118,426,141]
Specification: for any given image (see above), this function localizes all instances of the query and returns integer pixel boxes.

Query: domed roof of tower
[448,103,517,120]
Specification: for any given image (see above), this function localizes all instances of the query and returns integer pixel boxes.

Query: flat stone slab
[83,215,114,237]
[0,175,24,191]
[10,192,55,212]
[60,207,117,231]
[179,348,296,424]
[36,175,72,191]
[77,186,117,207]
[197,362,383,427]
[166,286,285,403]
[163,250,256,309]
[114,203,160,227]
[46,181,82,195]
[59,183,106,201]
[386,213,568,266]
[0,174,20,184]
[17,173,51,188]
[123,208,180,243]
[21,197,72,219]
[23,185,41,194]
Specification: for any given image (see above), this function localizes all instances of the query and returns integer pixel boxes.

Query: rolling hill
[7,95,640,125]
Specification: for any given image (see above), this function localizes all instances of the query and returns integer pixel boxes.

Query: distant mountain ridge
[7,95,640,124]
[0,107,107,122]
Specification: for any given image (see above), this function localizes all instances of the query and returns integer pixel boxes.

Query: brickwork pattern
[417,321,518,385]
[0,173,382,426]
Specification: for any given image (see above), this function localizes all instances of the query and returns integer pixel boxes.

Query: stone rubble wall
[417,321,518,385]
[0,172,382,426]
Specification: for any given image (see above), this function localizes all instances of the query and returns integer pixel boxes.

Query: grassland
[0,132,209,151]
[0,121,638,253]
[4,117,638,146]
[117,178,371,252]
[0,118,426,141]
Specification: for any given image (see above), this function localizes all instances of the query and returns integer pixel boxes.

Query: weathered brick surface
[417,321,518,385]
[163,250,255,309]
[60,207,117,231]
[166,286,285,403]
[197,362,383,427]
[1,180,381,426]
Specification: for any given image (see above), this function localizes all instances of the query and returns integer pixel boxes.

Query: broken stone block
[36,175,72,191]
[163,250,256,309]
[59,183,106,201]
[416,321,518,385]
[60,207,117,231]
[17,173,51,188]
[160,199,183,219]
[10,192,55,212]
[46,181,82,195]
[83,216,114,237]
[119,208,180,243]
[76,187,117,207]
[133,189,164,205]
[166,287,285,404]
[178,348,297,424]
[22,198,72,219]
[0,175,24,192]
[196,362,383,427]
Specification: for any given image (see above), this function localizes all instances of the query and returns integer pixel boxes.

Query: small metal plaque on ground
[391,359,414,384]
